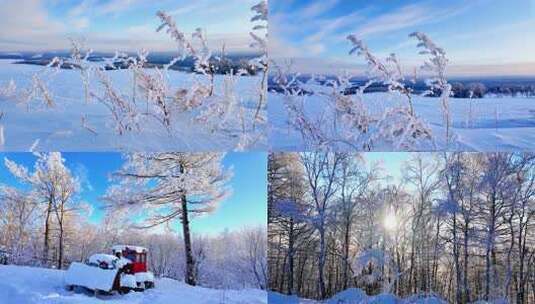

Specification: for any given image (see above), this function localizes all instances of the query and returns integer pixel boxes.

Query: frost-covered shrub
[0,79,16,99]
[275,32,450,151]
[91,68,141,135]
[20,57,63,109]
[353,249,399,295]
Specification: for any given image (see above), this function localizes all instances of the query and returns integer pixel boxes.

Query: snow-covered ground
[0,60,265,151]
[0,265,267,304]
[268,289,447,304]
[269,92,535,151]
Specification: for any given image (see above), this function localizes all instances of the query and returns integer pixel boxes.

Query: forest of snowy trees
[0,152,267,290]
[268,152,535,303]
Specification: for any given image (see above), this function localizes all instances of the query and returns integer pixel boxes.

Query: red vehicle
[65,245,155,295]
[112,245,153,287]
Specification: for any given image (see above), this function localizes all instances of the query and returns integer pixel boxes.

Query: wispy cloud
[98,0,144,16]
[300,0,339,19]
[347,1,479,39]
[168,3,204,16]
[0,0,254,52]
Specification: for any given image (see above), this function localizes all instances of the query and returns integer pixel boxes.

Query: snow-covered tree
[104,153,232,286]
[300,152,343,298]
[0,186,39,265]
[3,152,80,269]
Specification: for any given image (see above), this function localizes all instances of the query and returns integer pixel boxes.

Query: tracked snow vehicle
[65,245,155,294]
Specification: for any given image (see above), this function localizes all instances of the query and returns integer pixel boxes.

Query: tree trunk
[57,221,64,269]
[56,203,65,270]
[318,219,326,299]
[181,193,196,286]
[463,225,471,303]
[485,196,496,301]
[43,199,52,266]
[287,219,294,295]
[453,213,462,304]
[343,219,350,290]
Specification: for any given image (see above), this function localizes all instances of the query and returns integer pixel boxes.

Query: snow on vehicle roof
[112,245,147,253]
[88,254,118,267]
[65,262,119,292]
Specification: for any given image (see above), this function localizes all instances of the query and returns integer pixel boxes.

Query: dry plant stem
[253,66,267,130]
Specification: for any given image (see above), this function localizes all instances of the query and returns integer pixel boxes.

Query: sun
[383,212,397,231]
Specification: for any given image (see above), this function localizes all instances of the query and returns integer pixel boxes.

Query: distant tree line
[268,76,535,99]
[14,54,262,76]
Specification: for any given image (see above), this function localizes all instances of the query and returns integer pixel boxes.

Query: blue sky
[362,152,441,190]
[0,0,258,52]
[362,152,407,184]
[270,0,535,76]
[0,152,267,235]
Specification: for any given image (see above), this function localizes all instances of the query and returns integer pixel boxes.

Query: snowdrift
[0,265,267,303]
[268,289,447,304]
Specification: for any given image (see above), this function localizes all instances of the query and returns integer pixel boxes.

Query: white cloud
[98,0,143,16]
[0,0,252,52]
[347,1,481,39]
[168,3,204,16]
[68,0,93,17]
[71,17,90,30]
[300,0,339,19]
[0,0,67,50]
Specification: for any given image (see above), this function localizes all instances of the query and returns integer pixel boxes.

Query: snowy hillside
[0,59,266,151]
[269,92,535,151]
[0,265,267,304]
[268,290,447,304]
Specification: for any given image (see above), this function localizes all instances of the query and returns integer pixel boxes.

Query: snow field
[268,91,535,151]
[0,60,265,151]
[0,265,267,304]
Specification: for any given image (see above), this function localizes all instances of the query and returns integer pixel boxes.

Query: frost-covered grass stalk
[249,0,268,130]
[91,67,141,135]
[21,57,64,110]
[410,32,452,146]
[68,38,93,104]
[272,61,332,149]
[276,32,445,150]
[0,79,16,99]
[347,36,415,116]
